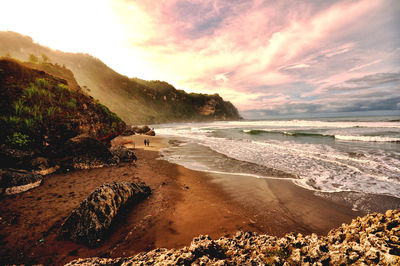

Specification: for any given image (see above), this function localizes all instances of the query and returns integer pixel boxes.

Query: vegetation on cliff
[0,31,241,124]
[0,58,125,153]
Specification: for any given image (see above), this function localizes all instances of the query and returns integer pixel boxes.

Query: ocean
[155,116,400,199]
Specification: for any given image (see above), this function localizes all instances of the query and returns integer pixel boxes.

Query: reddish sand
[0,135,359,265]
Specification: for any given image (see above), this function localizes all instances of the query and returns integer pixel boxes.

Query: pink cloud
[113,0,394,112]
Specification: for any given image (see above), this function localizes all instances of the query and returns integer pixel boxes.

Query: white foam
[156,120,400,198]
[335,135,400,142]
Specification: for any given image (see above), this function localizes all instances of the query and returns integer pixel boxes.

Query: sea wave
[229,119,400,129]
[242,129,399,143]
[334,135,400,143]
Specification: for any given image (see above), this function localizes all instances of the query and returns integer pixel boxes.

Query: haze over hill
[0,31,240,124]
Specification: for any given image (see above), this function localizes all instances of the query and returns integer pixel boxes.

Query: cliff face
[0,31,241,124]
[0,58,125,155]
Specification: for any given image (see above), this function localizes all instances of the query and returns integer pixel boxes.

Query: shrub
[28,54,38,63]
[6,132,31,149]
[35,78,50,89]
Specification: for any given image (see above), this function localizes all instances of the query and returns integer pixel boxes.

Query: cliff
[0,31,241,124]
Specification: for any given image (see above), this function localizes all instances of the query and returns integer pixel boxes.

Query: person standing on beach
[147,138,150,146]
[144,139,147,146]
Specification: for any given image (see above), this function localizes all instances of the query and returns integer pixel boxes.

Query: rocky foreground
[68,210,400,265]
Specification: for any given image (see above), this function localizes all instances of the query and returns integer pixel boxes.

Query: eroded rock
[67,209,400,265]
[63,136,119,169]
[61,181,151,247]
[0,168,43,195]
[110,146,137,163]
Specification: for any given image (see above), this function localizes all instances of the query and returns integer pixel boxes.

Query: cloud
[282,64,310,70]
[349,59,383,72]
[2,0,399,118]
[244,72,400,117]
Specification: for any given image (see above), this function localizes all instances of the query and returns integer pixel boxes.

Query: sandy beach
[0,135,364,265]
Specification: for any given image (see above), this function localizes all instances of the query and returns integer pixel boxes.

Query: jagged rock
[110,146,137,163]
[63,136,119,169]
[67,209,400,265]
[0,168,43,195]
[61,181,151,247]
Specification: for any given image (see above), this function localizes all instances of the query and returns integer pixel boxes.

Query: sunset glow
[1,0,399,117]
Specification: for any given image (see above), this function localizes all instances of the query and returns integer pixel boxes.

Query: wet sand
[0,135,363,265]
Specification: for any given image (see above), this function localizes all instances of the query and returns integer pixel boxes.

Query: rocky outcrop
[130,125,151,134]
[0,168,43,195]
[110,146,137,163]
[61,182,151,247]
[63,136,119,170]
[67,209,400,265]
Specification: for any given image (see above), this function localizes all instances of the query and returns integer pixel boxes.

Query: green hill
[0,58,125,152]
[0,31,241,124]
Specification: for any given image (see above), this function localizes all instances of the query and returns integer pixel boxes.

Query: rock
[66,209,400,265]
[63,136,118,169]
[131,125,151,134]
[110,146,137,163]
[189,235,225,260]
[61,181,151,247]
[145,130,156,136]
[0,168,43,195]
[0,148,34,169]
[121,129,135,136]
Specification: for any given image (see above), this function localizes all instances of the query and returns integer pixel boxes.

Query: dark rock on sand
[67,209,400,265]
[61,181,151,247]
[63,136,119,169]
[110,146,137,163]
[0,168,43,195]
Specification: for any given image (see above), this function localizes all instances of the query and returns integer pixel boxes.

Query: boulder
[110,146,137,163]
[61,181,151,247]
[63,136,119,169]
[0,168,43,195]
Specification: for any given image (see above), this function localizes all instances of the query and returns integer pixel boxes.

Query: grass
[1,59,126,150]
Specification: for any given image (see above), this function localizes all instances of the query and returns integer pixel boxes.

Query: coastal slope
[0,31,241,124]
[0,58,125,168]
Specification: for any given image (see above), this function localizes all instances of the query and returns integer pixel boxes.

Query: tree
[29,54,38,63]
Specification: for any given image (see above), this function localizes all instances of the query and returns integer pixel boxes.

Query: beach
[0,134,386,264]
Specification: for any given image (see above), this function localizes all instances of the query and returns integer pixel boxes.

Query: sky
[1,0,399,118]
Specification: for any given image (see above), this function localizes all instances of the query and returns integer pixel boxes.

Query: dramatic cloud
[1,0,399,118]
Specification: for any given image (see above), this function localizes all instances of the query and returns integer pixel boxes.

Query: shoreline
[0,135,395,264]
